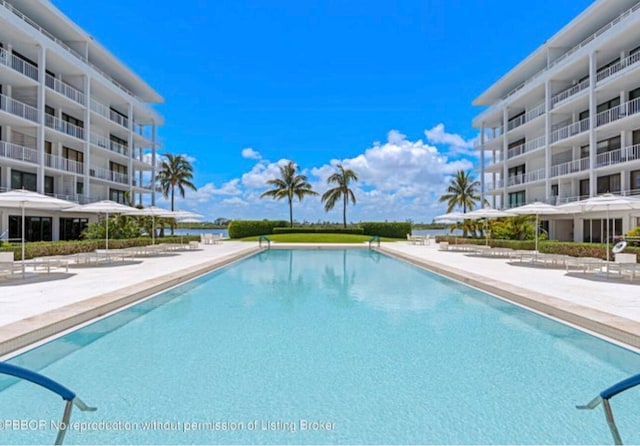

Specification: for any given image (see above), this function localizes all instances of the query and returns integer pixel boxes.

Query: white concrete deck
[1,241,639,355]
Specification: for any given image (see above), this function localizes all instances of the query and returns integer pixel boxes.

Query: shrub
[272,227,364,234]
[227,220,289,238]
[360,222,412,239]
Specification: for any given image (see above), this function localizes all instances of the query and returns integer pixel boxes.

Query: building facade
[473,0,640,242]
[0,0,163,241]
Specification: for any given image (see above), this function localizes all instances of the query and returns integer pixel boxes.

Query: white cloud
[241,158,291,189]
[241,147,262,160]
[424,124,476,157]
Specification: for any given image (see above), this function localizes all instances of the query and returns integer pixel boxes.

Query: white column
[544,79,552,203]
[502,108,509,207]
[151,121,157,206]
[127,103,134,196]
[588,51,597,197]
[36,45,46,194]
[480,123,485,204]
[83,76,91,201]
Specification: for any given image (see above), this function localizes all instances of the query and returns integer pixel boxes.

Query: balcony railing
[596,96,640,128]
[596,144,640,168]
[90,99,129,128]
[0,46,38,80]
[90,166,129,185]
[507,168,546,187]
[44,153,84,175]
[507,135,546,159]
[0,0,143,103]
[550,118,590,143]
[45,74,86,105]
[507,103,545,132]
[477,1,640,121]
[0,93,39,122]
[550,79,589,109]
[550,157,590,177]
[45,114,84,140]
[90,133,129,156]
[0,140,38,164]
[597,51,640,84]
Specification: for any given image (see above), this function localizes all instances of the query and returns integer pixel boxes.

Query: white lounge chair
[0,252,20,277]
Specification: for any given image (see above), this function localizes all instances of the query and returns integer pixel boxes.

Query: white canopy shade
[64,200,137,250]
[0,190,75,276]
[509,202,565,251]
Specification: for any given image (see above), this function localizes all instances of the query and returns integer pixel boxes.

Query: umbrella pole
[152,215,155,245]
[606,208,610,274]
[21,203,25,278]
[105,211,109,252]
[535,214,539,253]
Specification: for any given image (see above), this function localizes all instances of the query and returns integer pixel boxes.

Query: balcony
[597,51,640,84]
[44,153,84,175]
[90,99,129,128]
[550,79,589,109]
[507,168,546,187]
[506,103,545,132]
[550,118,589,144]
[90,133,129,156]
[0,93,38,122]
[595,144,640,168]
[90,166,129,185]
[550,157,590,178]
[45,74,86,105]
[596,96,640,128]
[0,140,38,164]
[0,46,38,80]
[44,114,84,140]
[507,135,546,159]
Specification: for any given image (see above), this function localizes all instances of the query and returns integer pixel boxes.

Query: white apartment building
[474,0,640,243]
[0,0,163,242]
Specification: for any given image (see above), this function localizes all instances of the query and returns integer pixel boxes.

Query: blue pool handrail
[577,372,640,445]
[368,235,380,248]
[0,362,96,445]
[258,235,271,249]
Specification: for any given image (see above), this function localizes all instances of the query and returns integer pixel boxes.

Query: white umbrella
[558,194,640,267]
[124,206,177,244]
[64,200,136,251]
[434,211,466,224]
[464,207,516,245]
[172,210,204,221]
[509,202,565,252]
[0,190,75,276]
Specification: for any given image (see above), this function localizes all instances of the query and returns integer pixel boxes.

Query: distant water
[172,228,228,237]
[412,228,461,237]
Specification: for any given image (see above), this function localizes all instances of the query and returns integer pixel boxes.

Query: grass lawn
[239,233,402,243]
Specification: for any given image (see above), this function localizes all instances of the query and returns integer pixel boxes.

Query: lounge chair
[0,252,20,277]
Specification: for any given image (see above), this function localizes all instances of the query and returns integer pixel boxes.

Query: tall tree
[156,153,197,234]
[321,164,358,228]
[260,161,318,227]
[439,170,481,213]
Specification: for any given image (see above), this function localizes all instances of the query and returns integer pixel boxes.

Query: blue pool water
[1,249,639,444]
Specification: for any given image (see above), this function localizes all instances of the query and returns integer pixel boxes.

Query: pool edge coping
[378,246,640,350]
[0,246,262,357]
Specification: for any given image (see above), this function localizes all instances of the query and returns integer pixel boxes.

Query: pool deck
[1,241,640,357]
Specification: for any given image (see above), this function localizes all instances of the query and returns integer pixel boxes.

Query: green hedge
[227,220,289,238]
[272,227,364,235]
[0,236,199,260]
[360,222,412,239]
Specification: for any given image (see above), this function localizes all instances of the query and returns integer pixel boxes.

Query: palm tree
[439,170,481,213]
[321,164,358,228]
[156,153,197,235]
[260,161,318,227]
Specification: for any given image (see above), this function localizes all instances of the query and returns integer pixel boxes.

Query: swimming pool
[1,249,639,444]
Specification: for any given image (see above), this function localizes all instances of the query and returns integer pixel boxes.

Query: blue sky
[54,0,593,223]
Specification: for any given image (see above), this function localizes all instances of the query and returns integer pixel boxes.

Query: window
[580,179,590,199]
[551,184,558,197]
[45,141,52,155]
[62,113,83,129]
[59,218,88,241]
[110,162,127,175]
[9,216,52,242]
[63,147,83,163]
[508,164,525,184]
[597,97,620,113]
[630,87,640,102]
[597,173,621,194]
[45,105,54,116]
[596,136,621,154]
[508,191,526,208]
[77,182,84,196]
[580,144,590,159]
[11,170,36,191]
[508,111,525,125]
[583,218,622,243]
[631,170,640,194]
[109,189,127,204]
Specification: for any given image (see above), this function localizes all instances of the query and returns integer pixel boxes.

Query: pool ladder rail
[577,372,640,445]
[258,235,271,249]
[0,361,96,445]
[368,235,380,248]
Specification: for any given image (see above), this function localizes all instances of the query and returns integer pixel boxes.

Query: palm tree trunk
[289,198,293,227]
[343,194,347,228]
[170,186,175,235]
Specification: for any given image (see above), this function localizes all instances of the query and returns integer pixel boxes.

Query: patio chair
[0,252,20,277]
